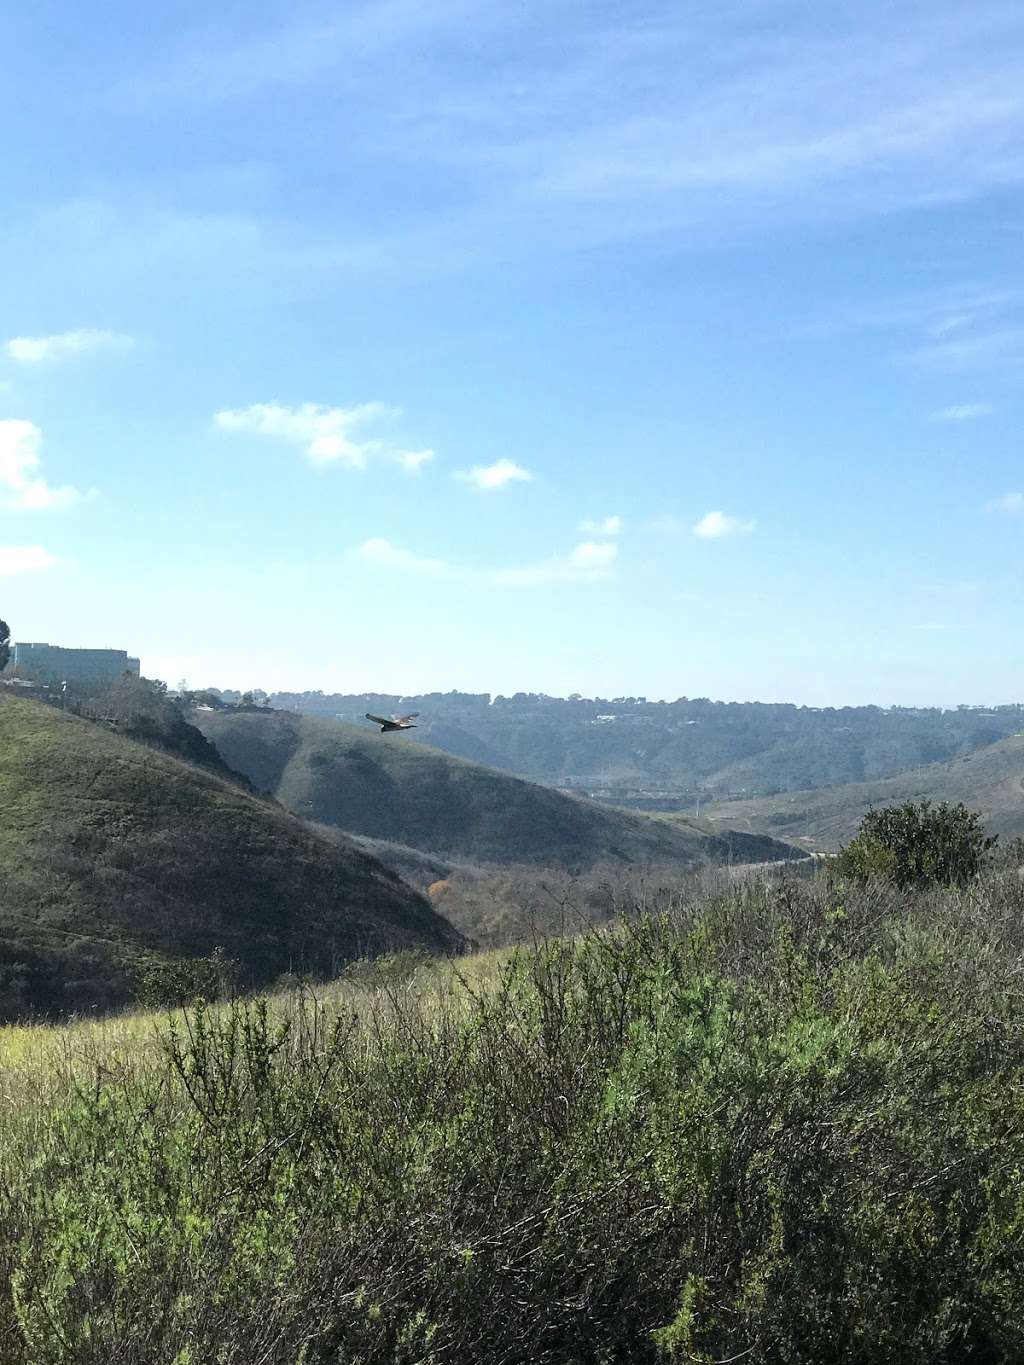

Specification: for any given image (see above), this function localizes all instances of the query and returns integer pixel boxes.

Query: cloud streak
[351,536,617,586]
[351,537,456,577]
[116,0,1024,271]
[5,329,132,364]
[935,403,994,421]
[493,540,618,586]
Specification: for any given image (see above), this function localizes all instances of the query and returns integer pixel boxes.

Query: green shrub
[836,799,996,888]
[134,946,239,1008]
[3,874,1024,1362]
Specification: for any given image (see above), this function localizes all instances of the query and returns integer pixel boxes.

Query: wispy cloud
[649,514,683,535]
[934,402,994,421]
[351,537,456,576]
[116,0,1024,271]
[351,536,617,587]
[988,491,1024,514]
[693,510,756,540]
[0,545,59,575]
[127,0,480,105]
[827,289,1024,383]
[214,401,405,470]
[5,329,133,364]
[929,315,975,339]
[909,325,1024,373]
[455,458,532,492]
[0,420,84,511]
[493,540,618,586]
[580,514,623,536]
[397,449,435,474]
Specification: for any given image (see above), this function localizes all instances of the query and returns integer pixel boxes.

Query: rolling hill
[704,733,1024,851]
[193,709,805,869]
[0,697,462,1018]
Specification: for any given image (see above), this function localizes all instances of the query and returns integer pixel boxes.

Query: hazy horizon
[171,673,1024,713]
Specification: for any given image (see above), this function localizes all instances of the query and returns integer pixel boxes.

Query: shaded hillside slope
[0,698,462,1018]
[76,675,252,789]
[705,733,1024,851]
[194,710,805,869]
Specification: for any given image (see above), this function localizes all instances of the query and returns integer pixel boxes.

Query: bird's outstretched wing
[365,713,391,726]
[396,712,420,724]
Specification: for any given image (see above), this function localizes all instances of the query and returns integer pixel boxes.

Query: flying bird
[365,712,420,733]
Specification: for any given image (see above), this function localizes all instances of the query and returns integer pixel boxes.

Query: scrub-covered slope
[0,697,462,1017]
[706,733,1024,851]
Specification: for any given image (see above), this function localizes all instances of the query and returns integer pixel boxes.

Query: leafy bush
[2,873,1024,1361]
[134,946,239,1007]
[836,799,996,887]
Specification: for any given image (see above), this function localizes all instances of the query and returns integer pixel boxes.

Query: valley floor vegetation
[2,865,1024,1363]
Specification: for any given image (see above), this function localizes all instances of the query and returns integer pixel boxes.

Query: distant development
[9,641,140,689]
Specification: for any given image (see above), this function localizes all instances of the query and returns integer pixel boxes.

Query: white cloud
[692,510,756,540]
[215,400,397,469]
[397,448,435,474]
[935,403,994,421]
[0,420,83,511]
[569,541,617,570]
[580,514,623,536]
[455,458,532,492]
[351,537,456,576]
[988,491,1024,514]
[6,329,132,364]
[351,536,617,587]
[0,545,58,575]
[492,540,618,586]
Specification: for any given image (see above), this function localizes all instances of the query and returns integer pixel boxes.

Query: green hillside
[194,709,805,869]
[705,733,1024,851]
[0,697,462,1017]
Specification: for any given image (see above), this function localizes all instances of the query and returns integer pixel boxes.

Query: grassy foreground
[2,872,1024,1362]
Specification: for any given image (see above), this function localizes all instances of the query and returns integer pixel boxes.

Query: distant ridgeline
[258,691,1024,799]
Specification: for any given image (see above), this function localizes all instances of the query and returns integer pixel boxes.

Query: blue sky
[2,0,1023,704]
